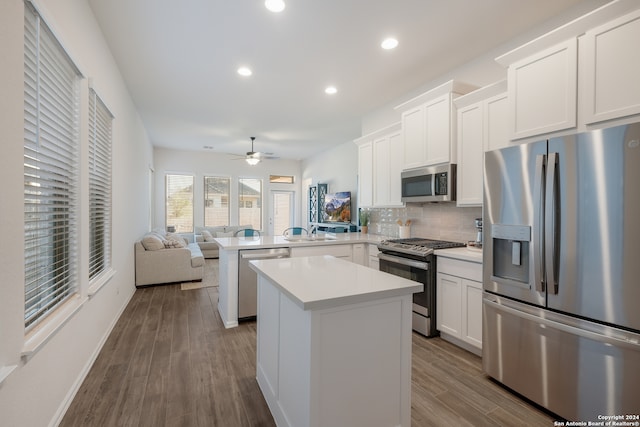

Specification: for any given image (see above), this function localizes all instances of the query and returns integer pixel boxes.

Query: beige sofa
[135,231,204,287]
[194,225,252,258]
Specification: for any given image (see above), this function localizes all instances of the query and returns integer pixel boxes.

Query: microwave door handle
[533,154,546,293]
[545,152,559,294]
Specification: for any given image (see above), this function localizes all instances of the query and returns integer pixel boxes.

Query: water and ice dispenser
[491,224,531,284]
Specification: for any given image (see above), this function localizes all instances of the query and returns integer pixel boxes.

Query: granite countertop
[249,255,423,311]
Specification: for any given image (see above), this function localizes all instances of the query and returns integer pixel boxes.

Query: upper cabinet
[354,122,403,208]
[395,80,477,170]
[507,39,578,140]
[496,1,640,141]
[582,9,640,124]
[455,80,508,207]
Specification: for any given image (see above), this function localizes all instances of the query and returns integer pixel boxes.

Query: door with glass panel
[269,191,294,236]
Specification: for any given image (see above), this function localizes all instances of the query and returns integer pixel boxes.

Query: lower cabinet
[436,256,482,355]
[368,243,380,270]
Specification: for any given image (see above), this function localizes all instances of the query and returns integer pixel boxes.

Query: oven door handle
[378,253,429,270]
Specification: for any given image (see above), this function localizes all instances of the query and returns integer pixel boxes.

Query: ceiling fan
[236,137,279,165]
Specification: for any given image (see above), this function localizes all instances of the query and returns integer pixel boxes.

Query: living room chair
[234,228,261,237]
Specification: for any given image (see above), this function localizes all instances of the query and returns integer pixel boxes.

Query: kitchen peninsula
[249,255,421,427]
[215,233,386,327]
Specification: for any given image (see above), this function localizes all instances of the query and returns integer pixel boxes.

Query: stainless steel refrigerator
[483,122,640,421]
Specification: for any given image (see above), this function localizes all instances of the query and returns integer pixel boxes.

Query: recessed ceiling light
[325,86,337,95]
[381,37,399,50]
[237,66,252,77]
[265,0,285,13]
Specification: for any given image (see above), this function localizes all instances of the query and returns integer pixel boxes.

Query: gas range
[378,237,466,259]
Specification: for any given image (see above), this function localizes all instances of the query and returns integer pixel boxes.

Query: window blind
[24,3,81,330]
[166,174,194,233]
[204,176,230,227]
[88,89,113,280]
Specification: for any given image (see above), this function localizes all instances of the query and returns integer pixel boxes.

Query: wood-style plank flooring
[60,267,557,426]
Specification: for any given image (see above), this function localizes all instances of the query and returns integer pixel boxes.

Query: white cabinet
[354,123,403,208]
[583,9,640,124]
[356,141,373,207]
[352,243,366,266]
[496,2,640,140]
[455,81,508,206]
[290,244,353,262]
[507,38,578,140]
[368,243,380,270]
[395,80,477,170]
[436,256,482,354]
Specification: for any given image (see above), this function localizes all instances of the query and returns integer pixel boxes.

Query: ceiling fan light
[246,157,260,166]
[265,0,285,13]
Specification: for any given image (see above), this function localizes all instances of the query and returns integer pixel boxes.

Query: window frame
[238,177,263,230]
[23,2,82,332]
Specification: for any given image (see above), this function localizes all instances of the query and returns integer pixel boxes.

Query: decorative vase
[361,226,368,234]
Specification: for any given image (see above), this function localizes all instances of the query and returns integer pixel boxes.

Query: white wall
[0,1,153,426]
[301,141,358,224]
[153,148,303,235]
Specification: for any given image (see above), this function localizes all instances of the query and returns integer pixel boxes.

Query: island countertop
[249,255,423,311]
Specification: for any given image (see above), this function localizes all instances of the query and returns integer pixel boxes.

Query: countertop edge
[434,247,483,263]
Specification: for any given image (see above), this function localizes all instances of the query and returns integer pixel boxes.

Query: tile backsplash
[365,203,482,243]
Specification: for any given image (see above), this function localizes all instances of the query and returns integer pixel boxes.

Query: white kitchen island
[249,255,422,427]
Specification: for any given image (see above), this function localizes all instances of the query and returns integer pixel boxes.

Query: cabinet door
[508,38,577,139]
[583,9,640,124]
[424,93,452,165]
[462,279,483,349]
[457,102,484,206]
[436,273,461,337]
[373,136,390,206]
[290,245,353,261]
[352,243,366,266]
[484,92,509,151]
[401,106,426,170]
[387,131,404,206]
[357,141,373,207]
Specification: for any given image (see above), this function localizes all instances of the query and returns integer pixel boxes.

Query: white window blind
[88,89,113,280]
[204,176,230,227]
[166,174,194,233]
[24,3,81,330]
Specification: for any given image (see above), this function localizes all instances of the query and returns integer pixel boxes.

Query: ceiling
[88,0,608,161]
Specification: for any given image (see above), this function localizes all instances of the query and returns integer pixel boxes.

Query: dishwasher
[238,247,290,320]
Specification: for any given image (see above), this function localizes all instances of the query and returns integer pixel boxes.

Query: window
[88,89,113,280]
[24,3,81,330]
[166,174,194,233]
[269,175,294,184]
[238,178,262,229]
[204,176,230,227]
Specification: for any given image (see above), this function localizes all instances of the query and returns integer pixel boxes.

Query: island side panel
[256,275,282,417]
[218,248,239,328]
[309,295,413,427]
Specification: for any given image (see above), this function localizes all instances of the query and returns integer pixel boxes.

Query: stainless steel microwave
[401,164,456,203]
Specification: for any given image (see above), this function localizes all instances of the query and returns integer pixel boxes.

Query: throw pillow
[141,234,164,251]
[164,233,186,248]
[202,230,214,242]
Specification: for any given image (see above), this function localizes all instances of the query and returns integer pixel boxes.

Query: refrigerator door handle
[533,154,546,292]
[483,297,640,350]
[545,152,559,294]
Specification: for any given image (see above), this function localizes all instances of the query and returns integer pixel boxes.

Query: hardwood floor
[60,277,557,427]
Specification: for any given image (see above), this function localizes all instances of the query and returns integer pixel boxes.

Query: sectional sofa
[194,225,252,258]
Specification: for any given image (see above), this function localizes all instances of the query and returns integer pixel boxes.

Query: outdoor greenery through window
[88,89,113,280]
[24,2,81,330]
[204,176,230,227]
[166,174,194,233]
[239,178,262,230]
